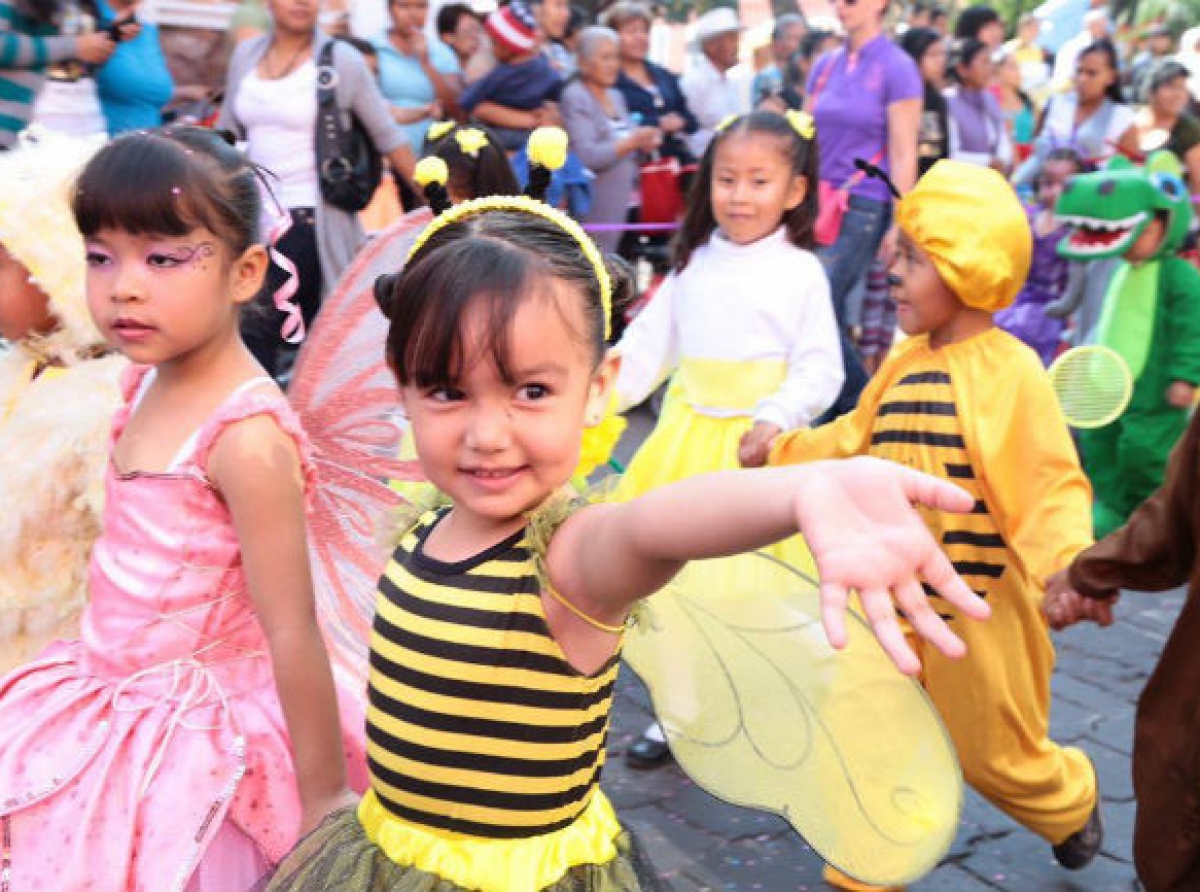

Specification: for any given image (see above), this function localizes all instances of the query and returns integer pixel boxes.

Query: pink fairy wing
[289,209,432,693]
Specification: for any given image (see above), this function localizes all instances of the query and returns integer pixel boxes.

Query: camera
[106,13,135,41]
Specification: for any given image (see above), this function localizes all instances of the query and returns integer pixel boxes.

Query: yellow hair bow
[785,109,816,140]
[427,120,455,142]
[715,114,740,133]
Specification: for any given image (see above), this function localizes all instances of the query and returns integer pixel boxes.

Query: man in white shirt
[680,7,747,158]
[1051,9,1109,91]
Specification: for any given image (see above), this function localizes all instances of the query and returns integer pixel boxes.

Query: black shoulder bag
[316,40,383,213]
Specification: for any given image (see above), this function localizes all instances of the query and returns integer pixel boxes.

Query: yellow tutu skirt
[262,790,667,892]
[616,374,815,576]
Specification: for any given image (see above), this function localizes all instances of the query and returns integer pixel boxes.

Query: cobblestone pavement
[598,408,1171,892]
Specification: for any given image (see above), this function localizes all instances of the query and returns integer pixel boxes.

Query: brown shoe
[821,864,905,891]
[1052,798,1103,870]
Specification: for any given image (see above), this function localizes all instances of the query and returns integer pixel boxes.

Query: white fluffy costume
[0,128,125,673]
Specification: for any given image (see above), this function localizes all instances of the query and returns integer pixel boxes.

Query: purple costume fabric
[995,206,1069,365]
[807,35,922,204]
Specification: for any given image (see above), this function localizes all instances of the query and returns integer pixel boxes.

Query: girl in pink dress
[0,127,367,892]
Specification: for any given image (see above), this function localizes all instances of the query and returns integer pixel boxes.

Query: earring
[585,410,602,426]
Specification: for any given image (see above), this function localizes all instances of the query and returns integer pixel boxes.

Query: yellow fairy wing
[623,551,961,887]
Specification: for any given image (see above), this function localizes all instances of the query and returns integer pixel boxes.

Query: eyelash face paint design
[86,240,218,268]
[159,242,216,270]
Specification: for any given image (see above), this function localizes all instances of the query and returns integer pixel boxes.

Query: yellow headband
[407,194,613,340]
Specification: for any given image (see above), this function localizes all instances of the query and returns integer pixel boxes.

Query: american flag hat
[486,1,539,55]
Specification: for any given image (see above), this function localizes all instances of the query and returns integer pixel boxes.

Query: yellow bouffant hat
[894,160,1031,312]
[0,127,106,357]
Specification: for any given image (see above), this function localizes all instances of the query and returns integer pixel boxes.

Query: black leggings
[242,207,322,381]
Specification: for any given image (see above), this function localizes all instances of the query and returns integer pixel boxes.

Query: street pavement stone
[597,408,1177,891]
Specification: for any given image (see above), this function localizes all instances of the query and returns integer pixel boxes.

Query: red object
[815,180,848,246]
[640,157,687,224]
[485,3,538,55]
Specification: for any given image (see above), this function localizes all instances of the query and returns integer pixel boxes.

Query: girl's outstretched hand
[794,457,991,675]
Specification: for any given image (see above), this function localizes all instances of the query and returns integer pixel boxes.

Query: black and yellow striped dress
[366,509,619,838]
[265,508,664,892]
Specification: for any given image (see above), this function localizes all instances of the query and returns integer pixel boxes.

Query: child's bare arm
[548,458,991,675]
[472,101,540,130]
[208,415,355,833]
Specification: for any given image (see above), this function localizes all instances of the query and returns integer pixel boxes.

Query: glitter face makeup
[84,229,256,368]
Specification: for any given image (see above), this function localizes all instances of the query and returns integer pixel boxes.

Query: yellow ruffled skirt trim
[358,789,622,892]
[616,378,817,577]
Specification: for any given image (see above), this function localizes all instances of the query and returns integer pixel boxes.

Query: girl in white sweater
[614,110,842,768]
[616,109,841,492]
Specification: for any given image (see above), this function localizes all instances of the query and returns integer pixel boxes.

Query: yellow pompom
[427,120,455,142]
[455,128,490,158]
[527,127,569,171]
[414,156,450,188]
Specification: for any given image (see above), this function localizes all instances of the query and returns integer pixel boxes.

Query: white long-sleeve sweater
[615,226,844,430]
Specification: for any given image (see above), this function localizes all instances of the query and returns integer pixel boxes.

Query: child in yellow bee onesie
[766,161,1101,889]
[0,129,125,674]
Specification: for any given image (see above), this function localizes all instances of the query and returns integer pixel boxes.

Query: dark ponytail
[423,180,453,215]
[602,252,638,345]
[525,163,554,202]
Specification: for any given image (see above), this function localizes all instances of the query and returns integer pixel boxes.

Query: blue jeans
[815,194,892,422]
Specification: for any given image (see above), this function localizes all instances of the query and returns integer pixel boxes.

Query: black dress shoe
[1052,796,1104,870]
[625,732,673,770]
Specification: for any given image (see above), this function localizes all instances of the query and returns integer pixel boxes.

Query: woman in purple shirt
[806,0,921,417]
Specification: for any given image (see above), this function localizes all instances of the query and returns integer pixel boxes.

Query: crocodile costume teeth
[1056,153,1193,264]
[1059,212,1147,258]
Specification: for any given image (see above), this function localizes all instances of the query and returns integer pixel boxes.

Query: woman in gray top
[217,0,413,378]
[560,25,659,253]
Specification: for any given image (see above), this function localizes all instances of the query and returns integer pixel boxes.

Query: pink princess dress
[0,367,369,892]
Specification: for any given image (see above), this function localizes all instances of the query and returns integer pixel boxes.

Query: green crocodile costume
[1056,151,1200,537]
